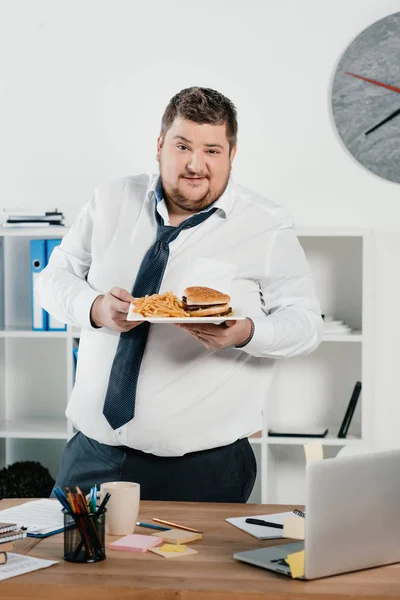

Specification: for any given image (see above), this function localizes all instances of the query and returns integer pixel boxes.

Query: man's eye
[207,150,219,155]
[177,145,187,151]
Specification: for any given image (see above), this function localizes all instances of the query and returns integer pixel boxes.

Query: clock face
[331,13,400,183]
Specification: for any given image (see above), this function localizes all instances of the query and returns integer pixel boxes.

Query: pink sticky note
[109,534,162,553]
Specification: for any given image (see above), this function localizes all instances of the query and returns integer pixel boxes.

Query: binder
[30,240,48,331]
[45,239,66,331]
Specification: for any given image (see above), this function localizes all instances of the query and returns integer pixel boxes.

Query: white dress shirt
[35,173,323,456]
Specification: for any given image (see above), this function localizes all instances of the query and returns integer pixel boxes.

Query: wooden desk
[1,499,400,599]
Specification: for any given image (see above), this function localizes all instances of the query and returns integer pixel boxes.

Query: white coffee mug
[99,481,140,536]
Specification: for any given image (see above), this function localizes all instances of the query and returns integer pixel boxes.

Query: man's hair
[161,87,238,149]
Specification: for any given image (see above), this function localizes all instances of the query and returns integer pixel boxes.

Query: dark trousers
[53,432,257,502]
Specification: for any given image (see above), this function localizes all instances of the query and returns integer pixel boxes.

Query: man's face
[156,117,236,213]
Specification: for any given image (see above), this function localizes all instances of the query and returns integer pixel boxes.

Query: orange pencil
[152,518,202,534]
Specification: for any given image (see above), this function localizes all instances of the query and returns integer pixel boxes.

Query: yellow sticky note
[160,544,186,553]
[285,549,305,579]
[283,515,305,540]
[304,442,323,464]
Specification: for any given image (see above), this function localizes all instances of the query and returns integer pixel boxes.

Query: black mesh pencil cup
[63,509,106,563]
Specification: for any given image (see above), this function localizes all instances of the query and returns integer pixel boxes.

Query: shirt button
[117,430,123,436]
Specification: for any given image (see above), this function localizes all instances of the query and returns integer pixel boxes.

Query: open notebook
[0,500,64,538]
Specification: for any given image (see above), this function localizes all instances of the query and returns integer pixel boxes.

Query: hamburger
[182,286,233,317]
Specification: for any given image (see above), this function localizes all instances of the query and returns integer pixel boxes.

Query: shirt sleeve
[239,227,324,358]
[34,193,103,331]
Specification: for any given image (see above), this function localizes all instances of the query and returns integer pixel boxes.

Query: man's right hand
[90,287,142,332]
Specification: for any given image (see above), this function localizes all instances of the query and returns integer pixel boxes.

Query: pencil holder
[63,509,106,563]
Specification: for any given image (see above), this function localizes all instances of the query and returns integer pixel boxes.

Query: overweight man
[36,86,323,502]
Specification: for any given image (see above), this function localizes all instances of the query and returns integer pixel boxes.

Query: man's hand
[90,287,142,332]
[177,318,252,350]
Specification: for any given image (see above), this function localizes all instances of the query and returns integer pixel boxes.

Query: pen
[136,521,171,531]
[97,492,111,515]
[245,518,283,529]
[153,518,202,534]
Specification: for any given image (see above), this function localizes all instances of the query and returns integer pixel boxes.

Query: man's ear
[229,145,237,165]
[156,133,164,162]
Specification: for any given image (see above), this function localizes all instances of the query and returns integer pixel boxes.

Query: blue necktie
[102,201,217,430]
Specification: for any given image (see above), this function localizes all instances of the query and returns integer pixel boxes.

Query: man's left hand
[177,318,252,350]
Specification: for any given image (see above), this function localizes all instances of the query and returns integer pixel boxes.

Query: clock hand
[345,72,400,94]
[365,106,400,135]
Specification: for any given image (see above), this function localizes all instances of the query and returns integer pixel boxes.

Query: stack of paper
[0,500,64,537]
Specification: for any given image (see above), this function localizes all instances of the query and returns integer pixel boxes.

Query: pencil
[136,521,170,531]
[152,518,202,534]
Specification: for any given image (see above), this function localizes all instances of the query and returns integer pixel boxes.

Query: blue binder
[45,239,67,331]
[30,240,48,331]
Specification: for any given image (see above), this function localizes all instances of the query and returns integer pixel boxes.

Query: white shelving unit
[0,227,74,478]
[0,226,375,504]
[248,227,375,504]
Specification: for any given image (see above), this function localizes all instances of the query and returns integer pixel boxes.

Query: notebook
[0,500,64,538]
[226,512,293,540]
[0,530,26,544]
[0,522,18,534]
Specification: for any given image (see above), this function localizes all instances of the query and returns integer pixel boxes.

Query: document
[0,553,58,581]
[0,500,64,536]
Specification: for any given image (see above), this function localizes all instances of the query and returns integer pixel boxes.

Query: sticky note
[285,549,305,578]
[283,516,305,540]
[152,528,202,544]
[109,534,162,553]
[304,442,323,464]
[149,545,198,559]
[160,544,186,553]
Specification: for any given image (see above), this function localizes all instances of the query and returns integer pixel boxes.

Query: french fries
[132,291,189,318]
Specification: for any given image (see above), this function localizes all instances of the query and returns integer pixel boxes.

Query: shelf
[322,333,363,342]
[0,328,68,338]
[0,419,69,439]
[266,435,362,446]
[0,226,68,237]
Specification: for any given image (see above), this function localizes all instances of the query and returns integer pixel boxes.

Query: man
[36,87,323,502]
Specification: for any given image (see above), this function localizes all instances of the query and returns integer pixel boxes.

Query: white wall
[0,0,399,227]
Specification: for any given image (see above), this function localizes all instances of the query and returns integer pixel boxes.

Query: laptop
[234,448,400,580]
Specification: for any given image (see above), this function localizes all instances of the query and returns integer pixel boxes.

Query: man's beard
[161,172,230,213]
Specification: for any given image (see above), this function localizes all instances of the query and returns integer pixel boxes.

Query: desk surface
[1,499,400,599]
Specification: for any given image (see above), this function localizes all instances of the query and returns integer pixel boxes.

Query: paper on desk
[0,499,63,535]
[304,442,324,464]
[285,549,305,579]
[283,515,305,540]
[225,512,293,540]
[0,553,58,581]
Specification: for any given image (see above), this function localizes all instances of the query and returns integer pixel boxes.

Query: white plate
[127,305,245,324]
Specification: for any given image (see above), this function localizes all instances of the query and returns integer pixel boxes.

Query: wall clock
[331,12,400,183]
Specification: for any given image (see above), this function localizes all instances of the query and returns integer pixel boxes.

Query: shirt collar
[147,174,234,219]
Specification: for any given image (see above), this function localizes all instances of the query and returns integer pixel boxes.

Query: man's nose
[187,151,205,173]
